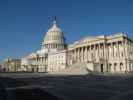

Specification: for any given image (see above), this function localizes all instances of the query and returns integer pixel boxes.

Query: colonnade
[27,55,48,72]
[70,40,130,73]
[43,44,65,49]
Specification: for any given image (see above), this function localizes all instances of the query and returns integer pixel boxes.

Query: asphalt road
[0,73,133,100]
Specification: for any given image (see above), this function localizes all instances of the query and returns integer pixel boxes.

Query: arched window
[114,63,117,71]
[109,63,112,67]
[100,64,104,73]
[120,63,123,71]
[108,63,112,72]
[129,64,132,71]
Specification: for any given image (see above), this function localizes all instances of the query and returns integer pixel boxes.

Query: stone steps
[49,62,92,75]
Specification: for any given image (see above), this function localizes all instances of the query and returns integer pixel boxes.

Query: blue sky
[0,0,133,63]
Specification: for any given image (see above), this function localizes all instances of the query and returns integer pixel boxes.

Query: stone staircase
[49,62,92,75]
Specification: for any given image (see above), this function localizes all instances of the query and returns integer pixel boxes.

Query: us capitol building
[18,19,133,74]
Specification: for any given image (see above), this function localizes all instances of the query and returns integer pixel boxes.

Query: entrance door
[101,64,104,73]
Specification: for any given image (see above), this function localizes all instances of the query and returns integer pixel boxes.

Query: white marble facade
[48,50,67,72]
[68,33,133,73]
[21,19,133,73]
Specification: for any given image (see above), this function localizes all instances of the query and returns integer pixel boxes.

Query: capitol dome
[42,19,66,50]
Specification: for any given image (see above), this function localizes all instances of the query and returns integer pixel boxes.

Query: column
[95,44,98,60]
[77,48,80,62]
[88,46,91,61]
[124,40,128,72]
[111,43,114,59]
[98,44,100,60]
[83,47,85,62]
[74,49,77,63]
[84,46,88,62]
[50,44,51,49]
[122,41,125,59]
[106,44,109,60]
[99,44,102,59]
[117,41,120,60]
[76,48,78,62]
[87,46,90,62]
[104,41,107,72]
[93,44,96,60]
[81,47,84,62]
[90,45,93,61]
